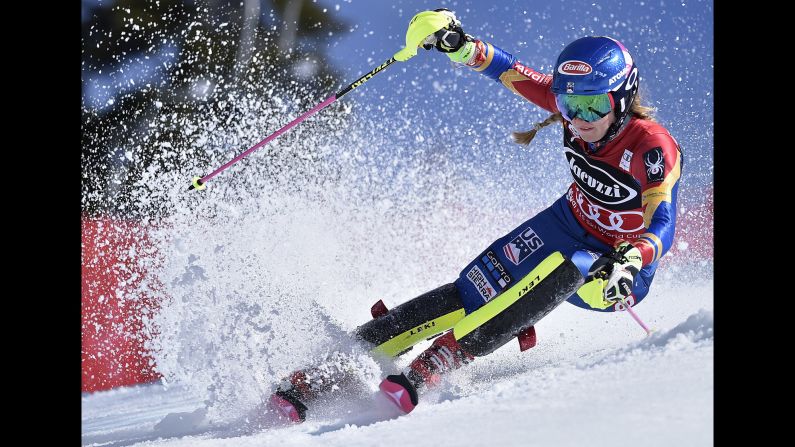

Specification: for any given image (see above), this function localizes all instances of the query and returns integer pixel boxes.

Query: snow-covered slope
[82,285,712,447]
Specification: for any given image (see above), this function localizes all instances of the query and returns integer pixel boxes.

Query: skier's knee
[453,251,584,357]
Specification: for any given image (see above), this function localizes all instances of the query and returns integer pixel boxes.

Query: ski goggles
[554,93,614,123]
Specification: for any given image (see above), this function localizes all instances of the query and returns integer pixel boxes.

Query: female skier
[269,9,682,421]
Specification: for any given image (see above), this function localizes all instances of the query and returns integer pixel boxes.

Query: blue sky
[314,0,713,194]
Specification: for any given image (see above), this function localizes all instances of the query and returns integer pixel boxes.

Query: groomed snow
[83,283,712,447]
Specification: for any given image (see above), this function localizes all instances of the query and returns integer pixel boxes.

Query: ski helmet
[551,36,639,145]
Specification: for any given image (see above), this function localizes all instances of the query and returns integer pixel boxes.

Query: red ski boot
[380,372,419,413]
[379,331,474,413]
[268,353,363,423]
[268,369,312,423]
[269,388,308,423]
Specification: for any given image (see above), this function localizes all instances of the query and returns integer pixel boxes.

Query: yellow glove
[394,9,459,62]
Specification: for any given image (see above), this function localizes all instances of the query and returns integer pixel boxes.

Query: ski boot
[268,352,364,423]
[380,330,474,414]
[268,369,313,423]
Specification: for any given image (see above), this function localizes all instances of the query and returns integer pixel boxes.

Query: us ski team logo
[503,227,544,265]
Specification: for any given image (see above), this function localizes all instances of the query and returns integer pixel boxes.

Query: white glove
[585,242,643,309]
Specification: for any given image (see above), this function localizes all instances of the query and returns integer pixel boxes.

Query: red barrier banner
[81,216,161,393]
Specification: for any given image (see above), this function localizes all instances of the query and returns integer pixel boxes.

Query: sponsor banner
[558,60,593,75]
[564,146,639,208]
[466,265,498,302]
[644,147,666,183]
[512,61,549,82]
[566,186,645,239]
[608,64,630,85]
[480,250,513,289]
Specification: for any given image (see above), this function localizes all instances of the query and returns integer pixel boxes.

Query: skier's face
[569,112,616,143]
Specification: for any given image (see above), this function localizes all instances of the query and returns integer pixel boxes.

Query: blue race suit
[451,40,682,313]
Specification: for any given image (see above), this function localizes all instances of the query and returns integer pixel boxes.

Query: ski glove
[418,9,478,64]
[394,9,463,61]
[585,242,643,309]
[420,9,468,52]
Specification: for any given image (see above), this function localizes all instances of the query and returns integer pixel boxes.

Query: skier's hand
[585,242,643,309]
[420,9,480,64]
[394,9,470,62]
[420,9,468,53]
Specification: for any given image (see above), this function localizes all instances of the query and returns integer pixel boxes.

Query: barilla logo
[558,60,592,75]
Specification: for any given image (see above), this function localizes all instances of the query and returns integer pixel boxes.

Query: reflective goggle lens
[554,93,613,123]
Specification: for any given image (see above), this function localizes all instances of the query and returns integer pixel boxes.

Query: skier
[269,9,682,421]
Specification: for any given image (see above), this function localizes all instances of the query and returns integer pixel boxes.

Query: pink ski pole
[619,297,653,336]
[188,57,397,191]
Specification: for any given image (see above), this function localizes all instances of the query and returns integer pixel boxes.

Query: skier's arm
[448,40,558,113]
[409,9,557,112]
[629,133,683,266]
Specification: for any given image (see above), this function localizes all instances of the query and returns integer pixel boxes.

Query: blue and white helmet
[551,36,639,145]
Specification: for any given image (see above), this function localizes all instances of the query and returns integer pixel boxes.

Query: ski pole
[586,269,654,337]
[618,296,653,336]
[188,9,458,190]
[188,57,397,191]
